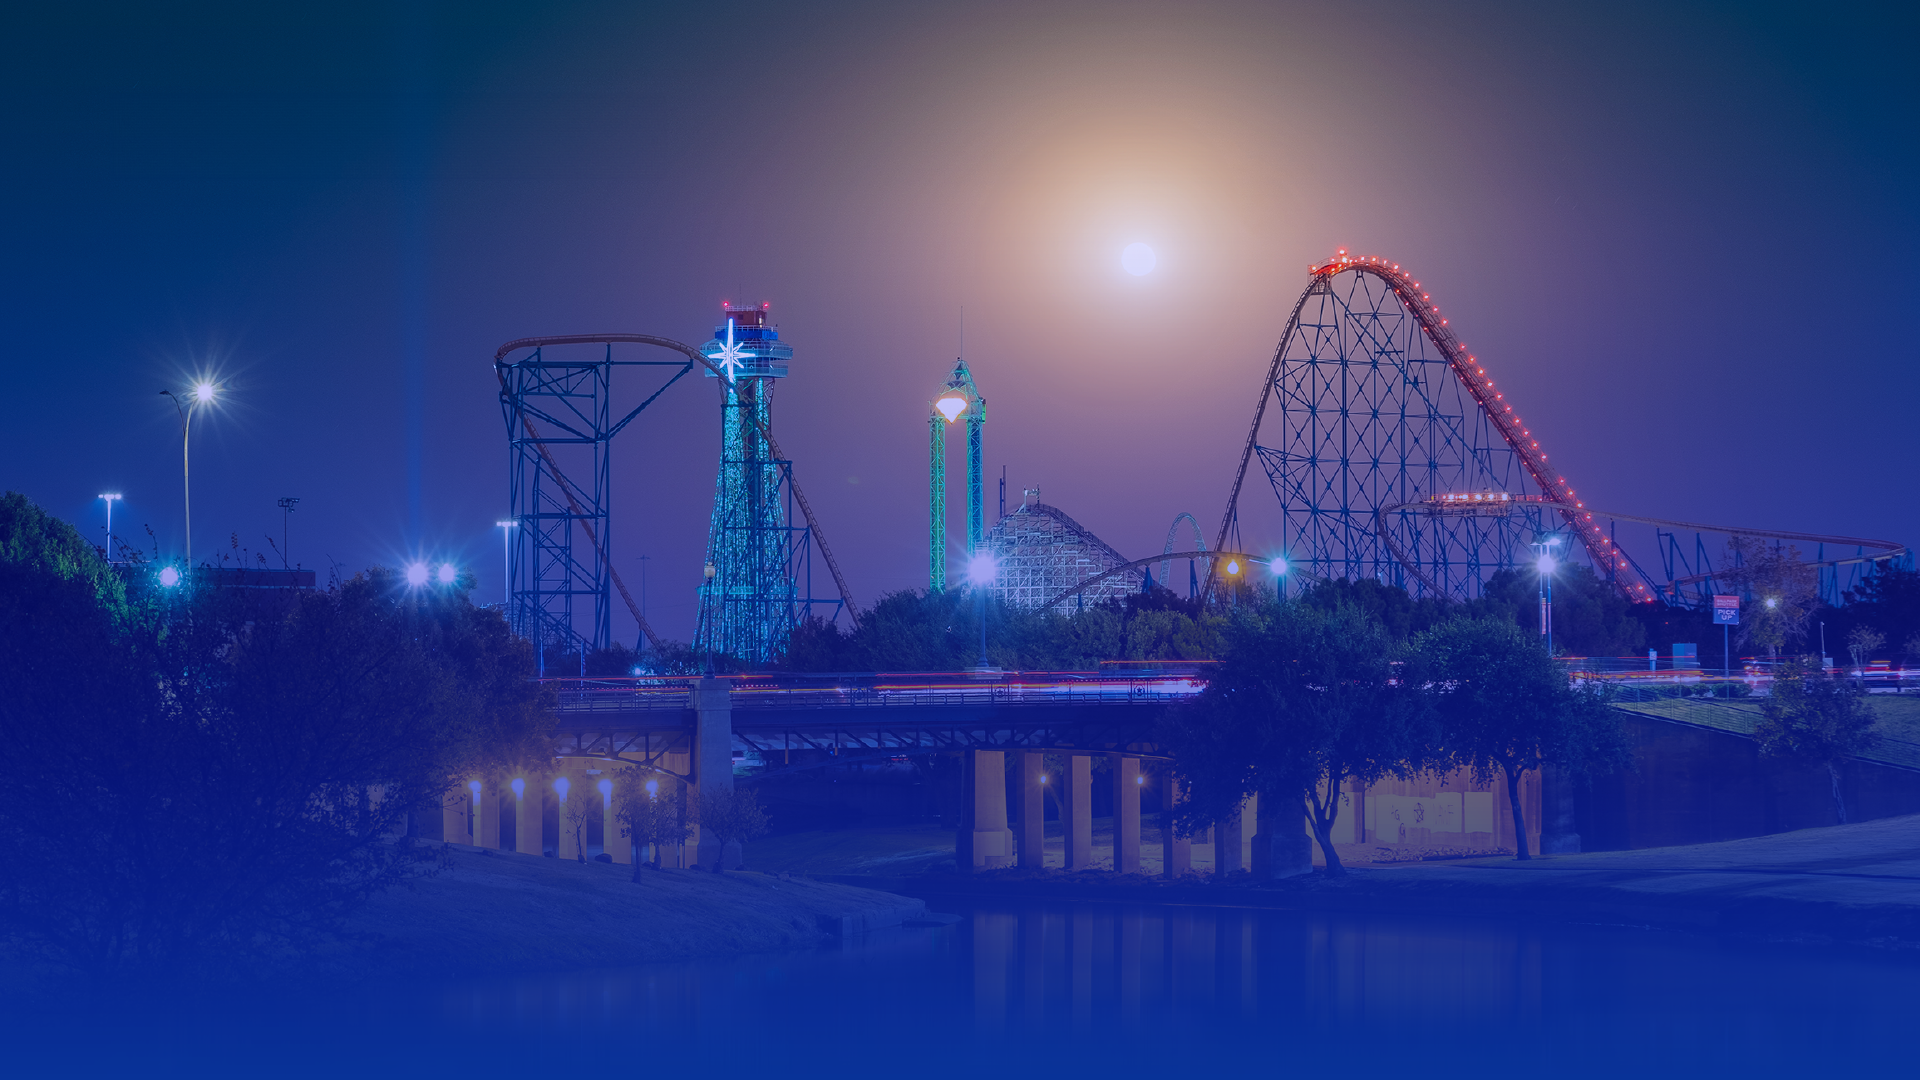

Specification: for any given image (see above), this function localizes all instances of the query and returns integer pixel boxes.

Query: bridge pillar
[477,785,501,850]
[1250,790,1310,880]
[1016,751,1045,869]
[1062,754,1093,870]
[1111,754,1141,874]
[513,777,541,856]
[960,750,1013,870]
[693,677,736,871]
[443,788,470,846]
[1162,772,1191,878]
[1215,798,1245,875]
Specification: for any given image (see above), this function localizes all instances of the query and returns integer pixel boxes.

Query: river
[10,901,1915,1076]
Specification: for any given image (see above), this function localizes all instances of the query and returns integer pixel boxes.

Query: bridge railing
[541,671,1209,715]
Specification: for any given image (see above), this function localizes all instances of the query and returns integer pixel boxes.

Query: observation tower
[695,302,803,664]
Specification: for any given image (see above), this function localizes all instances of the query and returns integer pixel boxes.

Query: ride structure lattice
[496,324,857,674]
[1209,250,1642,604]
[929,359,985,592]
[496,336,696,670]
[695,304,843,665]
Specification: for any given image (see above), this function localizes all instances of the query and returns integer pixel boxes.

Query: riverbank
[313,843,928,979]
[806,814,1920,951]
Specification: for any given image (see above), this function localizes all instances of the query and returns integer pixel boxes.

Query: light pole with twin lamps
[1531,534,1563,656]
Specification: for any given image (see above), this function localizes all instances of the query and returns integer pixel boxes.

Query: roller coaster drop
[1202,251,1907,609]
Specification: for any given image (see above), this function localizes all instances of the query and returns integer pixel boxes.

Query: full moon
[1121,242,1156,276]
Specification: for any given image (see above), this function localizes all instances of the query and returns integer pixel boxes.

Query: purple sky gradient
[4,1,1914,643]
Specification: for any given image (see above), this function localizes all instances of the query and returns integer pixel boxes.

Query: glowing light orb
[193,382,215,403]
[1225,559,1241,576]
[644,780,659,798]
[405,563,429,586]
[966,552,997,586]
[158,566,180,587]
[436,562,457,585]
[597,779,613,798]
[1121,243,1157,276]
[1270,557,1288,578]
[554,777,570,800]
[1538,556,1557,574]
[510,777,525,798]
[935,394,968,422]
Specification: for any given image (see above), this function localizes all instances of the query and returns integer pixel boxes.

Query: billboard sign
[1712,595,1740,625]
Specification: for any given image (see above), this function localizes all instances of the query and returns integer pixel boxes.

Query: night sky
[5,1,1914,643]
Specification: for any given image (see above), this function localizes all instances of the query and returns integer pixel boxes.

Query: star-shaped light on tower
[710,318,756,383]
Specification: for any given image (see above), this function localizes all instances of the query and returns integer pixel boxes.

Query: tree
[697,787,771,873]
[1755,658,1879,823]
[1847,626,1885,675]
[1723,537,1818,659]
[0,494,549,974]
[1473,565,1646,658]
[616,778,694,882]
[1412,616,1629,859]
[1161,600,1431,876]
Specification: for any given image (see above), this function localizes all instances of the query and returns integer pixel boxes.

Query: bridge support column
[693,677,735,871]
[1162,772,1190,878]
[1216,798,1245,876]
[513,778,540,856]
[1016,751,1045,869]
[443,787,470,846]
[1250,790,1311,880]
[1063,754,1093,870]
[477,785,501,850]
[960,750,1013,870]
[1111,754,1141,874]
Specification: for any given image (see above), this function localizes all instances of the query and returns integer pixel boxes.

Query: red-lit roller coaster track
[1207,251,1907,605]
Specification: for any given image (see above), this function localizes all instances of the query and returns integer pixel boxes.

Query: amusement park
[493,248,1912,682]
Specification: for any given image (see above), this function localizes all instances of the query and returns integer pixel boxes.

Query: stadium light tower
[97,493,122,562]
[161,381,217,565]
[929,359,986,592]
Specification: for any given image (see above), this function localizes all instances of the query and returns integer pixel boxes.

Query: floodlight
[158,566,181,587]
[1225,559,1241,576]
[966,552,997,586]
[406,563,429,586]
[436,562,457,585]
[553,777,570,801]
[597,779,613,798]
[1270,557,1288,577]
[193,382,215,403]
[1538,555,1556,574]
[935,394,968,422]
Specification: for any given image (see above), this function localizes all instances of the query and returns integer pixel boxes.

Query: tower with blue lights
[695,302,800,664]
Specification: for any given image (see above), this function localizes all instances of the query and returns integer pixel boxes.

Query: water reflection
[9,902,1917,1076]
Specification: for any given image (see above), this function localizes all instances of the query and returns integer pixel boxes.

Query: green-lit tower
[929,359,985,592]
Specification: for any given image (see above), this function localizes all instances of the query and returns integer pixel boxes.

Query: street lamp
[97,493,122,562]
[967,552,996,669]
[1531,534,1563,656]
[160,380,217,566]
[496,520,517,606]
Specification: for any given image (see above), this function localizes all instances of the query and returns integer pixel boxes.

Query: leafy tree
[1474,565,1646,657]
[0,495,549,974]
[1161,600,1431,875]
[1755,659,1879,823]
[616,777,693,882]
[1300,577,1451,642]
[697,787,771,873]
[1412,616,1629,859]
[1723,537,1818,659]
[1843,564,1920,660]
[1847,626,1885,674]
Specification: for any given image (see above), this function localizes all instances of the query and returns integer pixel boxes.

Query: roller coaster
[1197,250,1908,610]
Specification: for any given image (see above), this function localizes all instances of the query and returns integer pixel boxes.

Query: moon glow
[1121,242,1157,276]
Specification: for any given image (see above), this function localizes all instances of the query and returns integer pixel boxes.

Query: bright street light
[436,562,457,585]
[158,566,181,588]
[97,493,122,562]
[406,563,429,586]
[554,777,570,801]
[161,380,218,565]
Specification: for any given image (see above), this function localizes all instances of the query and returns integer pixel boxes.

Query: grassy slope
[327,845,923,979]
[1617,694,1920,770]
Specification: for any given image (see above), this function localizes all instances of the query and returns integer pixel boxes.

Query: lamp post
[967,552,995,669]
[97,493,122,562]
[277,497,299,568]
[703,562,718,673]
[1531,534,1562,656]
[161,381,216,566]
[495,520,517,608]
